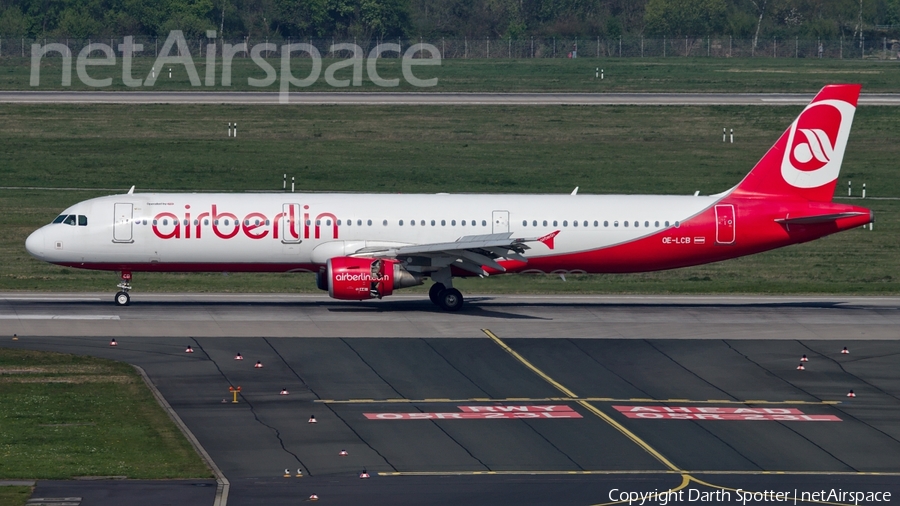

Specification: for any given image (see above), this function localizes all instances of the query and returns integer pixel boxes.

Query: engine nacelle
[318,257,423,300]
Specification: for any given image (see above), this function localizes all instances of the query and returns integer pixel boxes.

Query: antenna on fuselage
[128,185,135,195]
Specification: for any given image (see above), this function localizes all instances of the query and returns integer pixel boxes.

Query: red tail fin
[732,84,860,202]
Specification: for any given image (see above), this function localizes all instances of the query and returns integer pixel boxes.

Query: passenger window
[482,220,487,226]
[358,220,362,226]
[399,220,404,226]
[441,220,446,226]
[634,221,639,227]
[675,221,680,228]
[316,220,321,226]
[163,219,169,226]
[572,221,577,227]
[194,220,199,226]
[431,220,436,226]
[624,221,629,227]
[604,221,608,227]
[594,221,598,227]
[411,220,415,226]
[383,220,388,226]
[583,221,588,227]
[655,221,659,227]
[543,220,548,227]
[553,221,558,226]
[367,220,372,226]
[644,221,649,228]
[204,219,210,226]
[522,220,527,226]
[665,221,670,227]
[614,221,619,227]
[326,220,332,226]
[78,215,88,226]
[337,220,342,226]
[451,220,456,226]
[153,220,158,226]
[532,220,537,227]
[185,220,190,226]
[461,220,466,226]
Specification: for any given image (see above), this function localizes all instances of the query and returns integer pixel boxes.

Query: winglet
[127,185,135,194]
[537,230,560,250]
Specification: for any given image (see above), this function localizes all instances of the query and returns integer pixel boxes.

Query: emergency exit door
[492,211,509,234]
[715,204,735,244]
[113,203,133,243]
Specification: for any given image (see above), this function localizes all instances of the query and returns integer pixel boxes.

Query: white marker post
[595,67,598,78]
[600,69,604,79]
[283,174,286,190]
[233,122,237,138]
[730,128,734,143]
[848,181,852,196]
[168,67,172,78]
[151,66,155,78]
[228,122,232,137]
[291,176,295,193]
[723,128,726,142]
[862,183,866,199]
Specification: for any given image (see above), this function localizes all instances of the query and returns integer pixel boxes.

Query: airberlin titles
[149,203,337,241]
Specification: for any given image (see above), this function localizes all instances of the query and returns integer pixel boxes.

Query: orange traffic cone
[185,346,194,353]
[800,354,808,362]
[254,361,263,368]
[339,449,348,456]
[847,390,856,398]
[235,353,243,360]
[280,388,288,395]
[309,494,319,501]
[110,338,117,346]
[797,364,805,370]
[308,415,317,424]
[359,469,370,479]
[841,347,849,354]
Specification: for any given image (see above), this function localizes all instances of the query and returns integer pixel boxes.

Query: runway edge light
[308,415,317,424]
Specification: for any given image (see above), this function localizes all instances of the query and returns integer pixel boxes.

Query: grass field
[0,487,30,506]
[0,348,211,480]
[1,102,897,295]
[3,56,900,93]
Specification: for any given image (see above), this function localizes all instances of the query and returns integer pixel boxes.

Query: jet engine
[317,257,423,300]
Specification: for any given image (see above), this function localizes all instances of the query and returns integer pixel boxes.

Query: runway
[4,293,900,506]
[3,293,900,339]
[2,91,900,105]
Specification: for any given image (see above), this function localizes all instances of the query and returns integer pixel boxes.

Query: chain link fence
[1,36,898,60]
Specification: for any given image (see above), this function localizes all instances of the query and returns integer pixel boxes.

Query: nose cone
[25,228,45,259]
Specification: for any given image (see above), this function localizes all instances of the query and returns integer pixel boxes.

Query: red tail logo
[733,84,860,203]
[537,230,560,249]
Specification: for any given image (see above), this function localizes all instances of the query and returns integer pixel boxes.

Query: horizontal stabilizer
[775,212,867,225]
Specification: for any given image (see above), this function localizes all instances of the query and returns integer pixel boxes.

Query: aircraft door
[113,203,133,243]
[492,211,509,234]
[281,204,302,244]
[715,204,735,244]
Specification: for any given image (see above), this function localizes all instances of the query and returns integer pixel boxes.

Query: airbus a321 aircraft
[26,84,872,310]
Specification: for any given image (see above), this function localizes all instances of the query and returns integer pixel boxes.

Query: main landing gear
[429,283,464,311]
[115,271,132,306]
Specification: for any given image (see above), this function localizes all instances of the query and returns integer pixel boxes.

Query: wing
[351,232,546,276]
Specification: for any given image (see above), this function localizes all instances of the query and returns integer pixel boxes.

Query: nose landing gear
[115,271,132,306]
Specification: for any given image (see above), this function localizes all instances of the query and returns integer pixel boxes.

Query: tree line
[1,0,898,41]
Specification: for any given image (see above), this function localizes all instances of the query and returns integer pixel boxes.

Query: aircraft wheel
[428,283,446,305]
[115,291,130,306]
[438,288,464,312]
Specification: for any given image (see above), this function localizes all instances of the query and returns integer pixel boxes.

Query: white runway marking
[0,314,120,320]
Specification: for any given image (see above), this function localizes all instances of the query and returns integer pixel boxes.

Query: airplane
[25,84,873,310]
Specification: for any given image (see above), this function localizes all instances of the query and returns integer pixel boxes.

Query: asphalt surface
[4,294,900,506]
[2,91,900,105]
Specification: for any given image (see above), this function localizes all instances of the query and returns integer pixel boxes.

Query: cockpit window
[52,215,66,224]
[78,215,88,226]
[62,215,76,226]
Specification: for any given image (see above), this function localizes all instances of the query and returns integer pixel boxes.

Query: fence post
[795,37,798,58]
[641,36,644,57]
[774,37,776,57]
[597,36,599,57]
[663,36,666,57]
[619,37,621,56]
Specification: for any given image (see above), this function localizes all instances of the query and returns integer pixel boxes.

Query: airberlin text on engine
[149,204,337,241]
